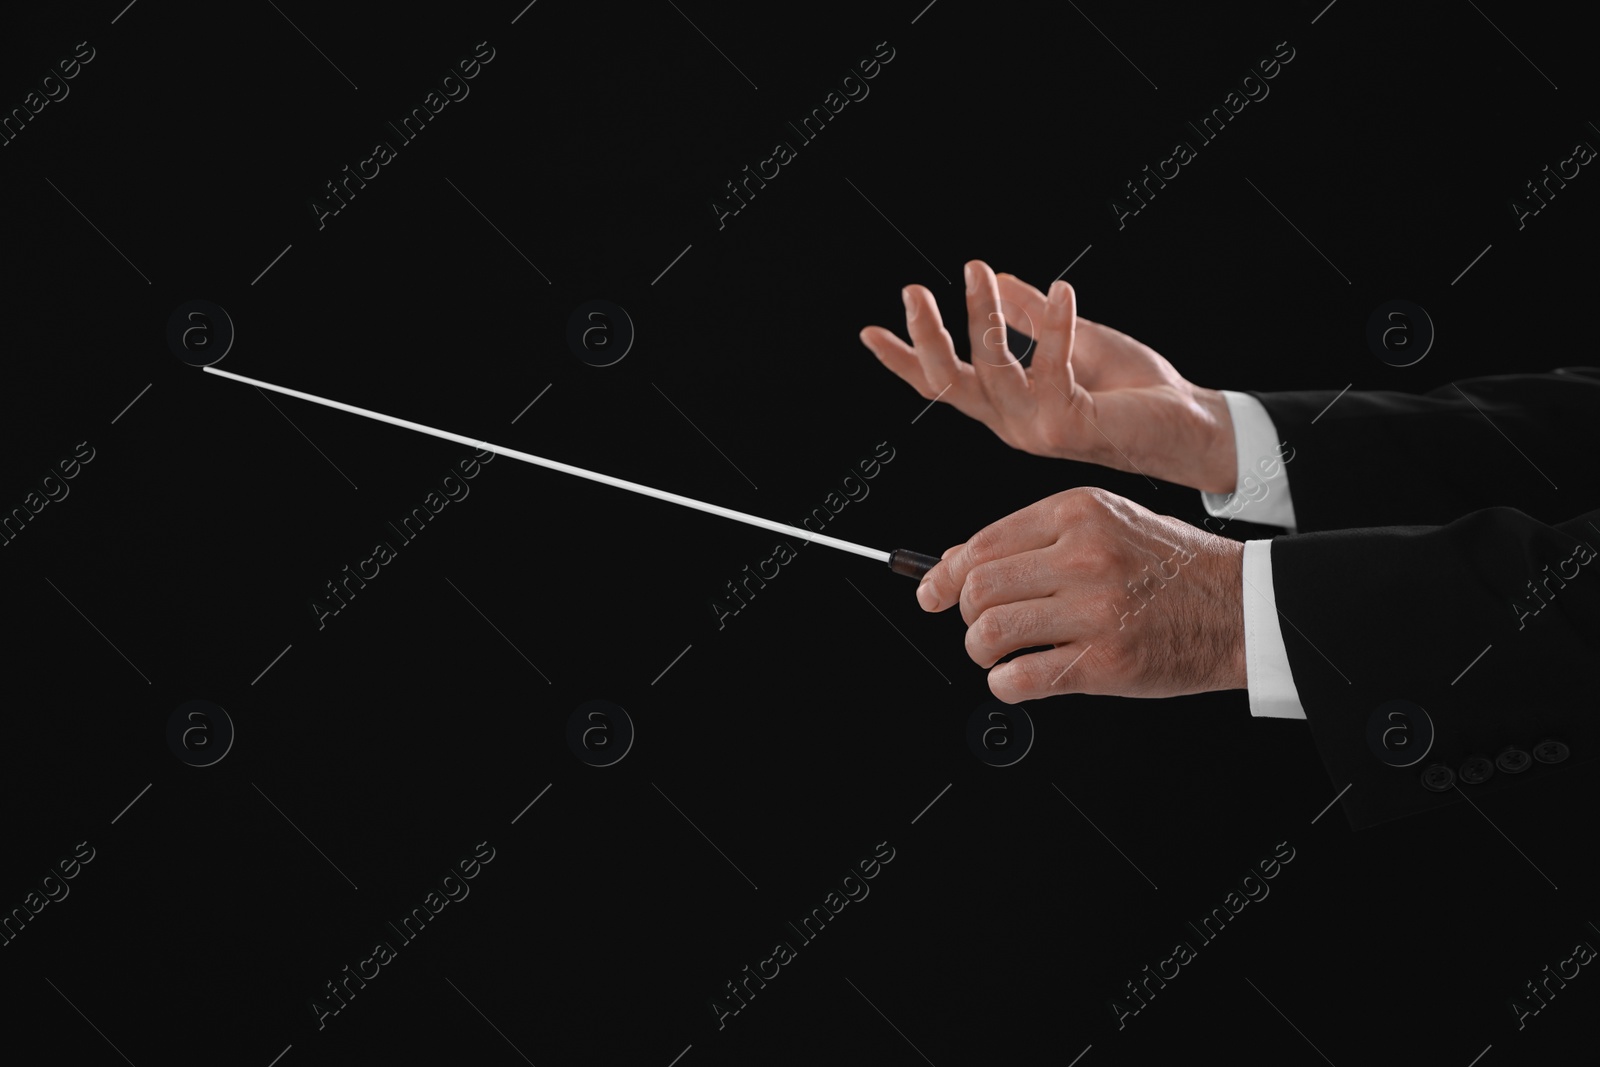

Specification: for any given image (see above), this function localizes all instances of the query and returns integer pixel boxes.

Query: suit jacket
[1247,367,1600,829]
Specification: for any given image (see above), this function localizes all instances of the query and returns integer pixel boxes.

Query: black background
[2,1,1596,1064]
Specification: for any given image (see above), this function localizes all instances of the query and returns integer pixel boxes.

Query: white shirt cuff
[1199,391,1298,533]
[1241,538,1306,719]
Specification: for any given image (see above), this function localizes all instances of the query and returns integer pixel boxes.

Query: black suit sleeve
[1242,366,1600,532]
[1243,369,1600,829]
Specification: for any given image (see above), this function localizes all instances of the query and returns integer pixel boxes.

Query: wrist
[1192,387,1238,495]
[1213,536,1248,691]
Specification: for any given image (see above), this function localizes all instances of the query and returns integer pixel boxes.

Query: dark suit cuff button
[1495,747,1532,773]
[1421,763,1456,791]
[1533,739,1570,764]
[1458,756,1494,784]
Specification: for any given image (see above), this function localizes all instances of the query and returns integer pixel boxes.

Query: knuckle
[1055,486,1115,532]
[1075,538,1119,575]
[963,563,997,603]
[966,525,1001,561]
[964,629,989,665]
[969,609,1008,653]
[1052,490,1085,522]
[1077,485,1113,510]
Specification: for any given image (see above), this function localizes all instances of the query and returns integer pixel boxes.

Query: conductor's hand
[915,487,1247,702]
[860,260,1239,494]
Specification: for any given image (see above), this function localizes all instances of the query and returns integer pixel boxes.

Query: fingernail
[902,287,918,321]
[1048,280,1068,306]
[964,264,976,294]
[916,581,940,611]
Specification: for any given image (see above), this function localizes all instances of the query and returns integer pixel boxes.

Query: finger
[965,595,1082,670]
[859,325,936,398]
[902,284,972,400]
[958,547,1063,627]
[1031,280,1080,401]
[916,494,1067,613]
[988,641,1104,702]
[964,261,1029,410]
[861,295,990,414]
[913,543,965,611]
[995,272,1050,338]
